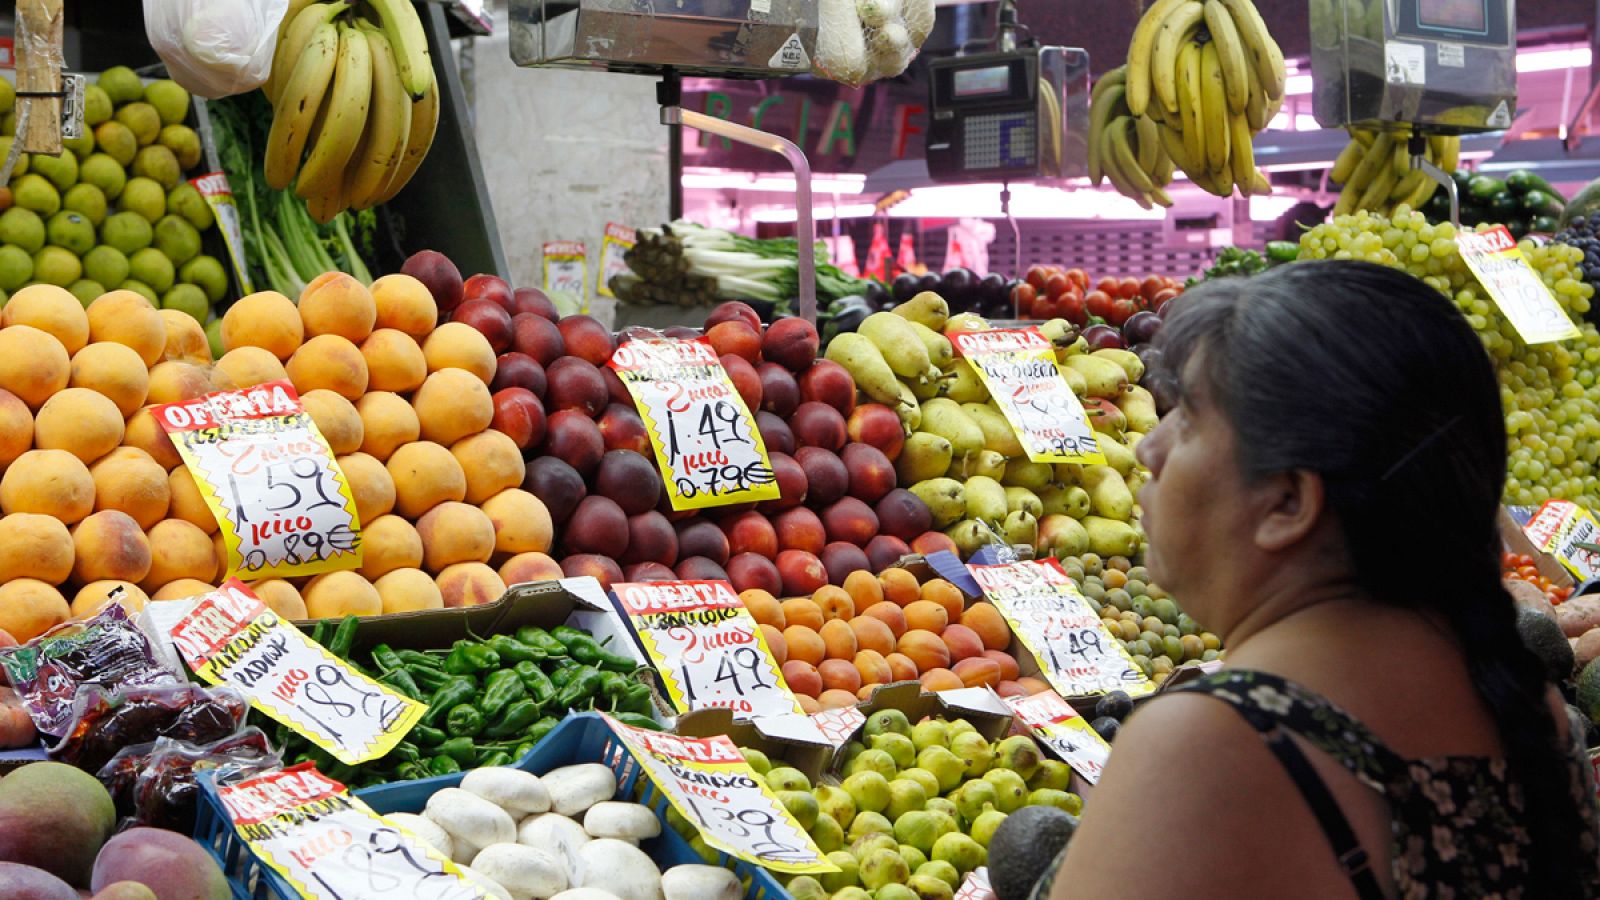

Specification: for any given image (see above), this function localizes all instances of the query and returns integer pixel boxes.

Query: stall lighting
[683,169,867,194]
[1249,195,1300,221]
[882,182,1165,220]
[1517,46,1591,73]
[751,203,878,223]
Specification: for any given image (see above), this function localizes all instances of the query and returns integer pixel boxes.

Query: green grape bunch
[1299,206,1600,507]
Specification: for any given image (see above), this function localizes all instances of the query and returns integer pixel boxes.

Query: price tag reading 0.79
[609,339,779,510]
[154,380,362,581]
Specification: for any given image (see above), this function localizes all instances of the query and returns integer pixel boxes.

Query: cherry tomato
[1116,277,1142,299]
[1031,298,1058,321]
[1011,282,1037,316]
[1150,287,1180,312]
[1045,273,1071,300]
[1140,276,1165,302]
[1085,290,1114,320]
[1066,268,1090,291]
[1026,266,1051,291]
[1058,293,1088,326]
[1096,276,1120,296]
[1108,297,1139,326]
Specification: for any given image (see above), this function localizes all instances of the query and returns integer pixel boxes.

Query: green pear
[893,810,957,854]
[885,778,928,821]
[992,735,1044,781]
[916,746,965,793]
[778,790,819,830]
[898,844,928,873]
[952,779,997,825]
[767,767,812,792]
[815,783,857,829]
[1026,760,1074,792]
[850,748,900,779]
[1026,788,1083,816]
[842,771,892,815]
[787,876,828,900]
[848,811,895,843]
[877,882,920,900]
[897,767,941,799]
[982,768,1030,813]
[969,808,1007,847]
[811,811,845,853]
[949,732,994,778]
[740,746,772,775]
[910,720,949,753]
[860,847,911,891]
[930,832,987,875]
[865,708,912,738]
[870,732,917,770]
[851,833,899,859]
[915,860,960,889]
[835,888,874,900]
[906,874,956,900]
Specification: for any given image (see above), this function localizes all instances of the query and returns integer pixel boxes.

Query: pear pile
[824,292,1156,562]
[752,709,1079,900]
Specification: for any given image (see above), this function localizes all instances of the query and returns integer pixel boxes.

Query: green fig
[877,883,920,900]
[843,771,892,815]
[992,735,1043,781]
[850,748,900,779]
[865,708,913,738]
[925,798,960,822]
[894,810,958,854]
[860,848,912,891]
[910,720,949,753]
[969,808,1007,847]
[816,783,858,829]
[982,768,1030,813]
[907,874,956,900]
[835,887,875,900]
[915,860,960,888]
[689,834,721,865]
[1026,788,1084,816]
[885,777,929,821]
[851,833,900,860]
[870,732,917,770]
[788,876,828,900]
[779,790,820,830]
[740,746,773,775]
[666,804,695,839]
[897,767,941,799]
[821,851,861,892]
[840,740,868,771]
[811,811,845,852]
[949,732,994,778]
[1026,760,1074,792]
[899,844,928,872]
[952,779,997,825]
[848,812,896,842]
[916,746,966,793]
[945,720,978,743]
[931,832,987,875]
[768,766,813,792]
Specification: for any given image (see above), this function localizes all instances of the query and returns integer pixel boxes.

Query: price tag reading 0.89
[609,339,779,510]
[153,380,362,581]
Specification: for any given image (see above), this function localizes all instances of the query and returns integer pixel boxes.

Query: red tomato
[1108,297,1139,326]
[1066,268,1090,291]
[1117,277,1142,299]
[1140,276,1165,302]
[1025,266,1050,291]
[1058,293,1088,326]
[1095,276,1118,295]
[1045,273,1071,300]
[1085,290,1114,320]
[1031,298,1058,320]
[1150,287,1179,312]
[1011,282,1037,316]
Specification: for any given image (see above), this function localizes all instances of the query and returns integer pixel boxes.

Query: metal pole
[1409,133,1458,228]
[659,74,684,221]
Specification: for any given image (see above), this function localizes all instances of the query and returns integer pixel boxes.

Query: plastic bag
[49,682,248,774]
[99,727,278,831]
[143,0,289,99]
[814,0,931,86]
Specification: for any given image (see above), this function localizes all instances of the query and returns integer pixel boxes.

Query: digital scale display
[953,65,1012,98]
[1419,0,1486,31]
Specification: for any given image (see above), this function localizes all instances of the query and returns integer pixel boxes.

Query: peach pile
[737,563,1051,712]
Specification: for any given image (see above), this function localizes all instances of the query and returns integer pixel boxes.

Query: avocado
[1577,660,1600,725]
[1562,177,1600,227]
[1519,607,1576,683]
[988,806,1078,900]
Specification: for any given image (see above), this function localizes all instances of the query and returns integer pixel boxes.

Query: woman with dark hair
[1037,260,1600,898]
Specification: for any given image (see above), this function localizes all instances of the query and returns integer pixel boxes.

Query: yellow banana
[1199,41,1230,174]
[1391,137,1411,178]
[370,78,438,205]
[1344,131,1393,197]
[1150,185,1174,207]
[1101,123,1154,209]
[1109,117,1157,194]
[1151,1,1206,116]
[296,22,373,202]
[1330,138,1362,183]
[1244,65,1269,131]
[347,24,412,210]
[1177,40,1206,175]
[1091,65,1127,105]
[1126,0,1192,117]
[1204,0,1250,115]
[1351,127,1375,148]
[267,2,348,107]
[1087,82,1127,186]
[264,20,340,191]
[1153,139,1175,182]
[267,0,323,104]
[1249,168,1270,195]
[1397,172,1438,212]
[1358,165,1397,211]
[1433,135,1460,172]
[1158,120,1198,179]
[1229,111,1254,191]
[1390,165,1428,202]
[306,181,347,224]
[1334,182,1360,217]
[368,0,434,100]
[1216,0,1286,100]
[1134,114,1159,177]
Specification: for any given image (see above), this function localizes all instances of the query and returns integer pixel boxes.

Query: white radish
[662,865,741,900]
[385,812,453,860]
[543,764,618,816]
[576,839,663,900]
[551,891,623,900]
[426,788,518,851]
[582,802,661,841]
[472,843,570,900]
[464,768,553,816]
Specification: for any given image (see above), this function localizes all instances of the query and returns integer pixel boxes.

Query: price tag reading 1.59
[218,766,490,900]
[601,715,836,875]
[951,329,1105,465]
[609,339,779,510]
[171,580,424,765]
[969,559,1154,699]
[153,380,362,581]
[614,580,802,719]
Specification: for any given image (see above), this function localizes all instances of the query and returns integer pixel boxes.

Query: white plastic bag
[143,0,289,99]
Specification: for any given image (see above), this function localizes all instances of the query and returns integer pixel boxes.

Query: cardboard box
[825,682,1016,778]
[1500,506,1577,590]
[674,707,836,783]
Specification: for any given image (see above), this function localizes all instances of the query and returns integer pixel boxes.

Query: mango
[90,827,229,899]
[0,862,77,899]
[0,762,116,886]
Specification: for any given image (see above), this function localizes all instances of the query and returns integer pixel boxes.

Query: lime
[179,254,227,303]
[128,247,175,292]
[45,211,96,256]
[80,153,126,200]
[33,246,82,286]
[93,121,136,167]
[166,182,213,230]
[100,211,153,255]
[143,80,191,126]
[118,176,166,223]
[152,214,200,265]
[62,183,107,226]
[114,102,161,146]
[118,278,158,304]
[11,174,60,217]
[83,245,130,288]
[68,278,105,307]
[158,124,201,171]
[98,66,144,105]
[0,207,45,253]
[83,84,112,126]
[0,244,33,291]
[132,145,180,190]
[162,282,208,323]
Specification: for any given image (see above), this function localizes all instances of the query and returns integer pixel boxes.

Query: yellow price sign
[951,328,1105,464]
[1458,226,1582,346]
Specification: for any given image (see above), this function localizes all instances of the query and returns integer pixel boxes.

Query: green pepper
[447,704,484,737]
[481,669,527,720]
[514,661,556,704]
[489,634,545,665]
[480,750,514,768]
[379,668,421,700]
[424,677,478,726]
[599,671,630,709]
[397,762,430,781]
[618,681,655,715]
[409,664,451,693]
[329,615,359,660]
[552,626,637,672]
[486,699,540,738]
[523,716,560,745]
[392,742,422,762]
[516,626,569,657]
[614,712,663,731]
[513,740,536,760]
[410,724,446,747]
[428,755,462,776]
[554,665,603,709]
[1264,240,1299,263]
[444,639,500,675]
[371,644,406,673]
[550,666,581,689]
[438,737,478,766]
[397,649,444,670]
[309,621,330,647]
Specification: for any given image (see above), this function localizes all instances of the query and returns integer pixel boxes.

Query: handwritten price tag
[969,560,1153,699]
[610,339,779,510]
[614,580,802,718]
[1524,499,1600,581]
[154,380,362,581]
[1001,689,1111,784]
[217,766,489,899]
[544,240,587,295]
[602,715,836,874]
[596,223,636,298]
[1458,226,1581,345]
[951,329,1105,464]
[170,580,424,765]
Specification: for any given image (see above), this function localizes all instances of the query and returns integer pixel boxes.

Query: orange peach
[898,628,951,672]
[941,624,985,662]
[498,551,563,585]
[995,680,1029,699]
[740,589,785,629]
[783,625,825,666]
[818,689,859,710]
[796,695,821,714]
[984,649,1021,681]
[921,579,966,622]
[953,657,1002,688]
[812,585,855,622]
[919,668,964,692]
[861,601,908,638]
[848,616,896,656]
[962,602,1012,650]
[884,652,919,681]
[819,618,857,660]
[853,649,892,686]
[1017,676,1052,695]
[780,597,824,632]
[843,568,883,611]
[781,660,821,698]
[818,658,862,694]
[903,599,949,634]
[879,567,920,607]
[299,272,376,342]
[759,623,787,666]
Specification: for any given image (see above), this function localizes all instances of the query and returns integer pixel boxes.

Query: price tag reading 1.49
[1457,226,1582,346]
[969,559,1154,699]
[153,380,362,581]
[170,580,425,765]
[614,580,802,719]
[217,766,489,900]
[609,339,779,510]
[601,715,836,875]
[950,329,1105,465]
[1001,689,1112,784]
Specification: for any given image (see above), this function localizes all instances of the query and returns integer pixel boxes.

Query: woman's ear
[1254,469,1326,552]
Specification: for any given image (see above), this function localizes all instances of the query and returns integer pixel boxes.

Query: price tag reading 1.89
[609,339,779,510]
[951,329,1105,465]
[153,380,362,581]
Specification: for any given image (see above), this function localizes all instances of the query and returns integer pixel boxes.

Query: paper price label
[602,715,836,874]
[1458,226,1581,345]
[610,339,779,509]
[218,765,489,899]
[543,240,587,294]
[597,223,636,298]
[1001,689,1111,784]
[614,580,802,718]
[1524,499,1600,581]
[951,329,1105,464]
[194,172,254,295]
[955,868,996,900]
[171,580,424,765]
[810,706,867,746]
[154,380,362,581]
[969,560,1154,699]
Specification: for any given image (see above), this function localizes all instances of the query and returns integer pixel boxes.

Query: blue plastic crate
[194,713,791,900]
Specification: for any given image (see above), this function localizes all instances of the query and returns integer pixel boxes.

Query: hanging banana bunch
[1328,126,1461,216]
[1086,66,1175,209]
[263,0,440,223]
